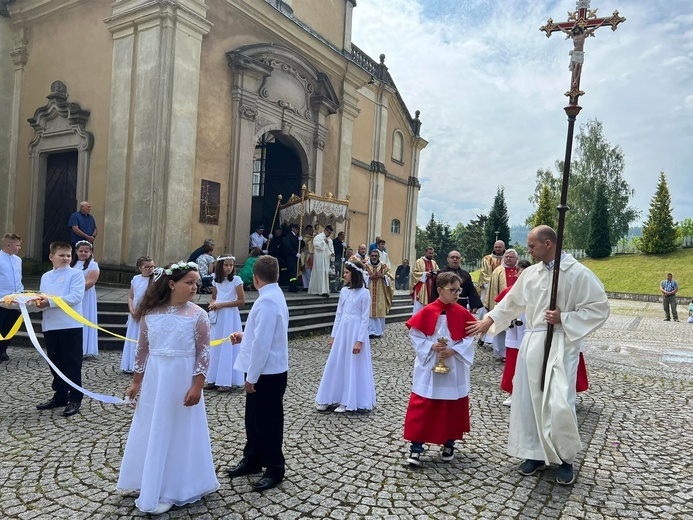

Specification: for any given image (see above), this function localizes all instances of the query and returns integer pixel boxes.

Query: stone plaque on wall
[200,180,220,225]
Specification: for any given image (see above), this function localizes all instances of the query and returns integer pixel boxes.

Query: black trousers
[287,258,299,290]
[0,307,21,355]
[44,328,84,403]
[243,371,287,479]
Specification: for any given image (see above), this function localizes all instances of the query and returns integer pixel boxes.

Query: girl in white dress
[71,240,100,358]
[316,259,376,412]
[205,255,245,391]
[117,262,219,516]
[120,256,155,374]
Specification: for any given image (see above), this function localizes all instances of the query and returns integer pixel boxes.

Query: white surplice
[308,232,334,295]
[487,254,609,464]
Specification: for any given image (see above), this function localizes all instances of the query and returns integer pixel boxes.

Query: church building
[0,0,427,280]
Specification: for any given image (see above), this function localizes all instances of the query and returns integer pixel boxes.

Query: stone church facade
[0,0,426,280]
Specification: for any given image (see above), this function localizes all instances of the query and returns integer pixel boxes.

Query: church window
[392,130,404,163]
[253,133,274,197]
[391,219,401,234]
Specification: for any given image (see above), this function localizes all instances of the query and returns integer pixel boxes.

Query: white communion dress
[120,275,151,372]
[117,302,219,513]
[205,276,245,387]
[75,259,99,356]
[316,287,376,411]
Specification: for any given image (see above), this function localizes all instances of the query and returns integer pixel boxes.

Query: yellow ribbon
[2,293,230,346]
[0,314,24,341]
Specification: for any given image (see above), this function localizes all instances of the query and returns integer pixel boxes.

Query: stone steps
[13,293,413,349]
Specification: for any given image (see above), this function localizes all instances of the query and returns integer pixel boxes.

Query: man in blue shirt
[68,201,98,248]
[660,273,679,321]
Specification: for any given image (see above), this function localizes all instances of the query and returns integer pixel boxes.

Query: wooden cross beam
[540,0,626,105]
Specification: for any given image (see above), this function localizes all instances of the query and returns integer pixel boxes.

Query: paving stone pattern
[0,300,691,519]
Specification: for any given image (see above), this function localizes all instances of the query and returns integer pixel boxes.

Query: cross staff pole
[539,0,625,391]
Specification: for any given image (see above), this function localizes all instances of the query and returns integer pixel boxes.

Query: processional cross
[538,0,625,391]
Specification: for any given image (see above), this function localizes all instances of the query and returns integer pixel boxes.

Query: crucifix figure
[540,0,626,105]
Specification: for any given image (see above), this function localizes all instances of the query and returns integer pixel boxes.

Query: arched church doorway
[43,150,78,260]
[251,132,303,232]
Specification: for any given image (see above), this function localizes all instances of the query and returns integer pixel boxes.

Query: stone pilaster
[336,78,360,200]
[403,111,427,264]
[225,53,272,260]
[1,34,28,232]
[103,0,211,265]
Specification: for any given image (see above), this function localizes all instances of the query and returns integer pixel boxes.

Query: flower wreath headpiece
[345,260,370,288]
[216,255,236,262]
[153,261,198,282]
[74,240,93,249]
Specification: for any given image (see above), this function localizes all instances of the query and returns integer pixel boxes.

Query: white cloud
[352,0,693,227]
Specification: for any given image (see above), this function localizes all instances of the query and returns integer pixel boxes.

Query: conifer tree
[533,184,556,229]
[586,184,611,258]
[638,171,678,254]
[483,187,511,253]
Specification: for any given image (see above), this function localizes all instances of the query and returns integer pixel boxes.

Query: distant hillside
[510,224,530,246]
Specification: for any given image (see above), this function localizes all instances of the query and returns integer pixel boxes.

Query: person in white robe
[467,226,609,486]
[308,225,335,296]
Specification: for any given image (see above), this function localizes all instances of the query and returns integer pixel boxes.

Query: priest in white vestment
[467,226,609,486]
[308,225,334,296]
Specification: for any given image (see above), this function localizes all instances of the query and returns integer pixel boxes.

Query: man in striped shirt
[660,273,679,322]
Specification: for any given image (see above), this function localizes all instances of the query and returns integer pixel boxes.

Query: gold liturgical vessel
[432,337,451,374]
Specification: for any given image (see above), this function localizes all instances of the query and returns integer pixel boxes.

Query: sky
[351,0,693,228]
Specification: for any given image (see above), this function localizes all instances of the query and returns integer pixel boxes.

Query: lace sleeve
[193,309,212,376]
[134,315,150,373]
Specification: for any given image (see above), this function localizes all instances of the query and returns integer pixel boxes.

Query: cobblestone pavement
[1,300,691,519]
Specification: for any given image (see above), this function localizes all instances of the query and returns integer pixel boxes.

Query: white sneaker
[316,403,329,411]
[151,503,172,515]
[334,405,347,413]
[502,397,512,407]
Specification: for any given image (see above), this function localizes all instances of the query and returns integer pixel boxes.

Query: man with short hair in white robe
[308,225,334,297]
[467,225,609,486]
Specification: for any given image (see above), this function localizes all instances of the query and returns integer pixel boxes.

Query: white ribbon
[19,302,127,405]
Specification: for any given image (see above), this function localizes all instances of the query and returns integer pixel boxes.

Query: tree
[462,214,487,264]
[533,184,556,229]
[585,184,611,258]
[638,171,678,254]
[526,167,560,227]
[678,218,693,238]
[415,213,454,266]
[483,187,510,253]
[527,119,639,248]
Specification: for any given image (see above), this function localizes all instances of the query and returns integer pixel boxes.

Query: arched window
[392,130,404,162]
[391,219,401,234]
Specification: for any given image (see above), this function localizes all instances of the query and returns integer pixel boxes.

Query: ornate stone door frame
[26,81,93,261]
[225,44,339,259]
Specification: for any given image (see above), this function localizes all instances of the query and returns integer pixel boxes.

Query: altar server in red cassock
[403,271,476,466]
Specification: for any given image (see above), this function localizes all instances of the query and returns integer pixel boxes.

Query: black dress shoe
[36,399,67,410]
[227,459,262,478]
[253,475,282,492]
[62,402,81,416]
[0,352,9,361]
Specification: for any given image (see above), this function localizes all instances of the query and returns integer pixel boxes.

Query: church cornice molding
[6,0,91,26]
[105,0,212,38]
[220,0,360,84]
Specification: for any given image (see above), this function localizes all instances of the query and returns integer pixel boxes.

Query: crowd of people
[1,216,686,515]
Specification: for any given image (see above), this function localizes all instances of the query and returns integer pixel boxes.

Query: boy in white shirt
[228,256,289,492]
[0,233,24,362]
[35,241,86,417]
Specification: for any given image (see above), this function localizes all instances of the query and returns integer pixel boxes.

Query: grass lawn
[469,248,692,297]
